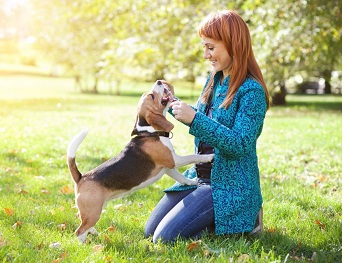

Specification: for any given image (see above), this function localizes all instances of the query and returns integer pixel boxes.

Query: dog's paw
[182,178,198,186]
[200,153,214,163]
[88,227,99,236]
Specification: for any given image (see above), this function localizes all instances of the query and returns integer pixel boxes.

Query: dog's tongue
[163,87,176,102]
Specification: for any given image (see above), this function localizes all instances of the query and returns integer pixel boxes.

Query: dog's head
[132,80,175,135]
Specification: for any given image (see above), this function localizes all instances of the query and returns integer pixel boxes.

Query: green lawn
[0,75,342,262]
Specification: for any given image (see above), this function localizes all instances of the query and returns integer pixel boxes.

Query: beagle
[67,80,214,243]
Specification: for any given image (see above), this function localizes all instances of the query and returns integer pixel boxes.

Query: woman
[144,10,270,243]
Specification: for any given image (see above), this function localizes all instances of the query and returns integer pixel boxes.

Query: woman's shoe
[250,208,263,235]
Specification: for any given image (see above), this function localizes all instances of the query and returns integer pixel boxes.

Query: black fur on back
[84,137,156,190]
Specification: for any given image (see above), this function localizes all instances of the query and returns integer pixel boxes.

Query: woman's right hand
[160,80,175,97]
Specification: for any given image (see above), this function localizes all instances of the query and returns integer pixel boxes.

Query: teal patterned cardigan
[165,71,268,235]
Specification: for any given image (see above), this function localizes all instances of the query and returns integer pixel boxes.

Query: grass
[0,74,342,262]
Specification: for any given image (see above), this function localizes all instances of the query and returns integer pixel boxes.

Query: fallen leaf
[202,246,221,257]
[58,223,67,231]
[187,240,202,251]
[60,185,74,194]
[4,208,14,216]
[0,237,6,247]
[59,251,68,259]
[237,253,250,263]
[108,223,116,232]
[52,254,68,263]
[103,234,111,243]
[12,221,22,229]
[266,227,278,233]
[36,241,44,250]
[315,219,326,230]
[104,255,113,263]
[18,189,28,195]
[41,189,51,195]
[57,206,65,212]
[49,242,61,248]
[114,204,123,210]
[93,244,104,253]
[317,175,327,182]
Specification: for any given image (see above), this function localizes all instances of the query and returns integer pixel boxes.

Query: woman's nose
[204,50,211,59]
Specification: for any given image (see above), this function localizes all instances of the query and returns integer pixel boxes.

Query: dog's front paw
[200,153,214,163]
[182,177,198,186]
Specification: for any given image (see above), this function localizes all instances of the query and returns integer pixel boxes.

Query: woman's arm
[189,86,267,159]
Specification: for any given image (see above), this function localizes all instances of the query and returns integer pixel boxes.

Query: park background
[0,0,343,262]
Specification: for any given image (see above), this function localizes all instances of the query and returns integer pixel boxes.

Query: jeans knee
[144,224,154,239]
[152,231,177,243]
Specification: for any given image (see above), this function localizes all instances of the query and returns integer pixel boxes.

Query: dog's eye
[149,94,155,100]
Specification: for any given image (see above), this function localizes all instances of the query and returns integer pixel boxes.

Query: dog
[67,80,214,243]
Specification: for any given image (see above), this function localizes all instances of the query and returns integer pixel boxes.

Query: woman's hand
[170,100,196,125]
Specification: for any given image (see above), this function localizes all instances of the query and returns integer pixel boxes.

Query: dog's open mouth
[161,97,169,106]
[161,87,175,106]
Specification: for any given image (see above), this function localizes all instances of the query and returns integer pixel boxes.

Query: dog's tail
[67,129,89,184]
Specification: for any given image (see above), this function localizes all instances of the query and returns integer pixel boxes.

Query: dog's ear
[131,116,150,136]
[145,111,174,132]
[131,121,138,136]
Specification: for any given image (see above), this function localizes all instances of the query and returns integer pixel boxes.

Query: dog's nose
[157,80,162,85]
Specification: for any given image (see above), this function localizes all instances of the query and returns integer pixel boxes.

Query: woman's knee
[152,227,179,243]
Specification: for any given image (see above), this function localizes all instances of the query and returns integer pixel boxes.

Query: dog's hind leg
[75,191,105,243]
[76,226,99,243]
[76,213,101,243]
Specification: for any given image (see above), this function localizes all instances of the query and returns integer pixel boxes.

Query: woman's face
[201,36,232,78]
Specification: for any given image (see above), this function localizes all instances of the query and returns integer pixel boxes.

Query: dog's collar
[133,131,172,138]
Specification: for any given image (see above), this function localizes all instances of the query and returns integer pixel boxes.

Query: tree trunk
[92,77,98,94]
[323,69,332,94]
[272,81,287,106]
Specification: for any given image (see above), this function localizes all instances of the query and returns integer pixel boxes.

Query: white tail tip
[67,129,89,158]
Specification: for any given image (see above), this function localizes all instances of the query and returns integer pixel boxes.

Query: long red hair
[198,10,270,109]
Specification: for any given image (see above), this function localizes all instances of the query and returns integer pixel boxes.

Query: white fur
[67,129,89,158]
[69,81,214,243]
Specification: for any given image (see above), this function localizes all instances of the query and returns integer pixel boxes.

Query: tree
[25,0,341,99]
[243,0,342,104]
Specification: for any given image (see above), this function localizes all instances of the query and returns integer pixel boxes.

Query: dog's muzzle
[161,86,176,106]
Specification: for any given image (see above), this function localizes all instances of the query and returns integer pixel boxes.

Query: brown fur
[67,81,213,243]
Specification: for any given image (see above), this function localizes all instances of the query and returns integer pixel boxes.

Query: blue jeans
[144,178,215,243]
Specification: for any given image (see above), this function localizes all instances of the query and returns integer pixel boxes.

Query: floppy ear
[131,117,138,136]
[145,110,174,132]
[131,93,148,136]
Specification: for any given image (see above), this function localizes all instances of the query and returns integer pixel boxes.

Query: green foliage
[0,76,341,262]
[7,0,340,94]
[243,0,342,89]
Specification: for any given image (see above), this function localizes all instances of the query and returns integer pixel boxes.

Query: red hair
[198,10,270,109]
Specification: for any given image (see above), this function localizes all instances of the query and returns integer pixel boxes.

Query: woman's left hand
[170,100,196,125]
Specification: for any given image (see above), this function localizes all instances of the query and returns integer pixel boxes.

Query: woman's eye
[203,45,214,51]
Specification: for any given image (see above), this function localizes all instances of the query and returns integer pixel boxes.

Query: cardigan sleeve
[189,84,267,159]
[168,98,200,127]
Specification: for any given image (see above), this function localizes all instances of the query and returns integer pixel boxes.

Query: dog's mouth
[161,87,175,106]
[161,97,169,106]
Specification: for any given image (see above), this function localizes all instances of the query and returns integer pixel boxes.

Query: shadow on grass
[259,231,341,262]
